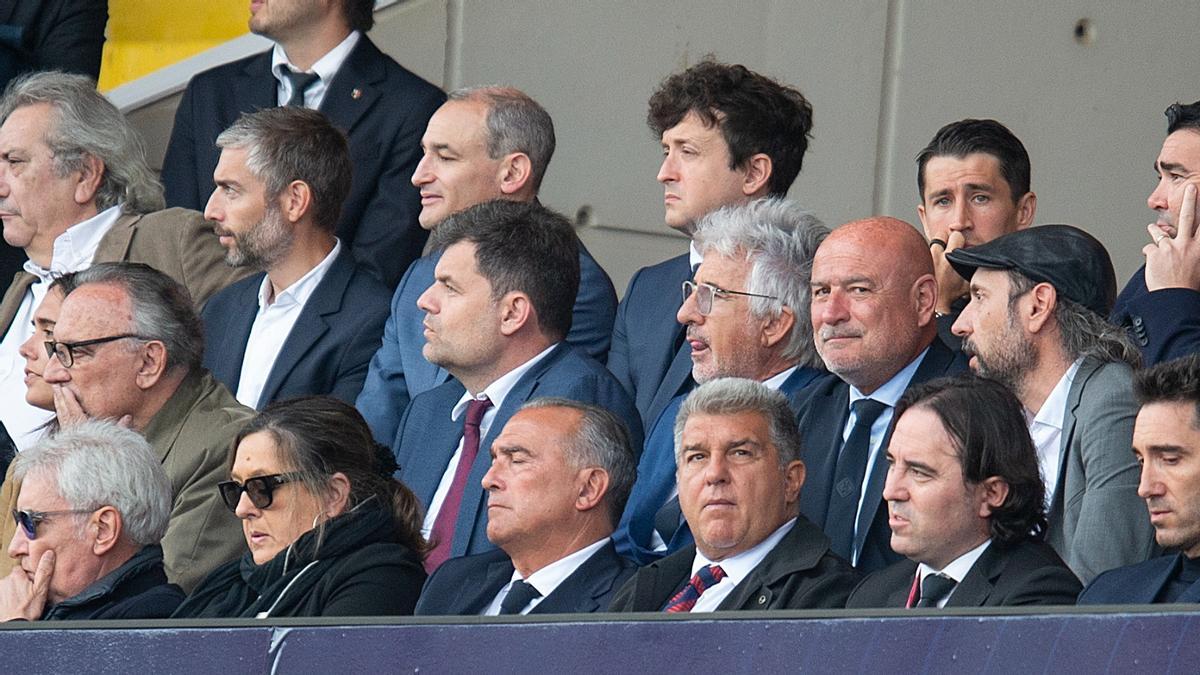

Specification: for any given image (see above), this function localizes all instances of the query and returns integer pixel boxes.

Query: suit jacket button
[1133,316,1144,327]
[758,595,767,605]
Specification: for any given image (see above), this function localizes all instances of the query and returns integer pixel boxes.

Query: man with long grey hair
[616,198,828,564]
[0,420,183,620]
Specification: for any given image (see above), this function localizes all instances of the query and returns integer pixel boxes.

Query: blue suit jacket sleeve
[1112,266,1200,365]
[570,244,617,363]
[357,263,419,444]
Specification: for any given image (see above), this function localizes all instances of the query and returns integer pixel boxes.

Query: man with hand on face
[1112,101,1200,365]
[610,378,859,613]
[1,421,183,621]
[846,376,1080,609]
[915,119,1037,350]
[416,399,636,616]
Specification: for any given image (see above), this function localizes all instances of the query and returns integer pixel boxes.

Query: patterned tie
[664,564,727,613]
[424,397,493,572]
[825,398,889,560]
[499,579,542,615]
[914,573,957,608]
[283,69,320,107]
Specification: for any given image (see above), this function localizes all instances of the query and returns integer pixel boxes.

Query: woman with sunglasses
[172,396,427,618]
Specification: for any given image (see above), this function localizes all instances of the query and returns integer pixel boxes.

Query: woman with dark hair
[173,396,427,618]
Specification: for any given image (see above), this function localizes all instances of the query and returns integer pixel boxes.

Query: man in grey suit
[949,224,1157,583]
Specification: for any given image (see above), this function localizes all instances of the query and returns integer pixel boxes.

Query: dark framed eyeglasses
[11,508,94,540]
[217,473,306,512]
[682,280,779,316]
[43,334,145,368]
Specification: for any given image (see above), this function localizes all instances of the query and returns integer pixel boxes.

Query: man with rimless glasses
[615,199,829,564]
[0,262,253,592]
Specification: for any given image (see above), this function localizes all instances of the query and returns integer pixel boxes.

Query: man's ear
[91,506,122,556]
[1015,191,1037,230]
[575,467,610,513]
[133,340,169,390]
[497,291,534,336]
[279,180,313,224]
[498,153,533,197]
[742,153,772,197]
[73,154,105,206]
[761,305,795,349]
[978,476,1010,518]
[1024,282,1057,334]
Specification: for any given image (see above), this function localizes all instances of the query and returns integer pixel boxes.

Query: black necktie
[283,69,320,107]
[915,573,957,608]
[499,579,542,615]
[826,398,889,560]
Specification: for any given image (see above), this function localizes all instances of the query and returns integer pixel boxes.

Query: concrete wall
[126,0,1200,292]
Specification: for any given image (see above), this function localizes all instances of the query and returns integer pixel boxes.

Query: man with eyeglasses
[797,216,965,574]
[0,262,254,592]
[0,420,184,621]
[614,199,828,564]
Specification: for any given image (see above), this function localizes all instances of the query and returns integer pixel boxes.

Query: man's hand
[930,230,969,314]
[51,385,88,427]
[1146,183,1200,291]
[0,551,53,621]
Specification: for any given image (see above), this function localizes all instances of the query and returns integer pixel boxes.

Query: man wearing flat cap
[949,225,1157,583]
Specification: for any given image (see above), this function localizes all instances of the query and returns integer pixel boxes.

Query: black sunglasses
[12,508,93,540]
[217,473,305,512]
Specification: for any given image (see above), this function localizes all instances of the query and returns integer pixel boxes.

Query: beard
[962,314,1036,395]
[223,207,292,270]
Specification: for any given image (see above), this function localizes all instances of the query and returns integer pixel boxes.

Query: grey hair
[519,397,637,527]
[70,262,204,375]
[13,420,172,546]
[1006,271,1141,368]
[693,198,829,368]
[0,71,164,214]
[447,86,556,192]
[673,377,804,468]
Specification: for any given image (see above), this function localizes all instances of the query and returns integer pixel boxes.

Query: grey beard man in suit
[415,399,637,616]
[949,224,1157,583]
[846,376,1080,609]
[199,107,389,409]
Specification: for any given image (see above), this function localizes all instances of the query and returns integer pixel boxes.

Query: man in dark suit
[199,107,389,409]
[392,201,640,571]
[0,72,243,451]
[615,198,828,564]
[1111,100,1200,366]
[949,225,1155,584]
[611,379,859,612]
[1080,355,1200,604]
[608,59,814,433]
[161,0,444,288]
[846,376,1080,609]
[800,216,966,574]
[416,399,636,615]
[356,87,616,444]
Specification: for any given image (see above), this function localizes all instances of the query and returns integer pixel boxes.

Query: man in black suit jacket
[200,107,389,409]
[800,216,967,573]
[846,377,1080,609]
[416,400,637,615]
[611,379,859,612]
[161,0,444,288]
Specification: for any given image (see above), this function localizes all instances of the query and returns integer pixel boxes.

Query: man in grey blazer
[949,225,1157,583]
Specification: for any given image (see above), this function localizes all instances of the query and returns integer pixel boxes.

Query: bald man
[795,217,967,573]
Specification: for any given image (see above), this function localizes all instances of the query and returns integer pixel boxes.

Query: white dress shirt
[687,518,796,612]
[0,205,121,450]
[482,537,610,615]
[271,30,361,109]
[915,539,992,608]
[420,343,559,536]
[234,241,341,408]
[1026,358,1083,508]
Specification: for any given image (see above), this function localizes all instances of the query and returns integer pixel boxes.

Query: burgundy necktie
[425,397,492,572]
[664,564,727,613]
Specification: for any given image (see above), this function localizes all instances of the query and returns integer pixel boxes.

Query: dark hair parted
[1135,354,1200,429]
[216,107,352,232]
[647,58,813,196]
[69,262,204,375]
[916,118,1031,203]
[895,375,1047,546]
[342,0,375,32]
[429,200,579,342]
[233,396,427,556]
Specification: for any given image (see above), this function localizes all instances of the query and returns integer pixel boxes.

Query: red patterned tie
[425,397,492,572]
[664,564,727,613]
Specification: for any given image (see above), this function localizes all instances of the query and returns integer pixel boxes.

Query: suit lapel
[645,341,693,434]
[946,544,1001,607]
[533,542,622,614]
[398,380,467,507]
[464,557,515,615]
[93,211,139,262]
[318,37,384,136]
[639,547,695,611]
[797,380,850,529]
[0,270,34,336]
[208,277,262,392]
[239,51,278,113]
[1052,359,1094,519]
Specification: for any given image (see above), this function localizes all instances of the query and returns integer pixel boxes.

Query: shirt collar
[1029,358,1084,430]
[691,517,796,583]
[515,537,610,596]
[917,538,991,584]
[761,366,797,391]
[256,239,341,310]
[688,241,704,271]
[23,204,122,281]
[450,343,559,421]
[848,345,930,407]
[271,30,361,87]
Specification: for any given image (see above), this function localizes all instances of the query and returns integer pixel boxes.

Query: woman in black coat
[173,397,427,618]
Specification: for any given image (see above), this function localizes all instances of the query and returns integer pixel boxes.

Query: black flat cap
[946,224,1117,316]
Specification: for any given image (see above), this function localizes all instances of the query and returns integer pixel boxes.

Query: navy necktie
[826,398,888,560]
[499,579,542,615]
[284,69,319,107]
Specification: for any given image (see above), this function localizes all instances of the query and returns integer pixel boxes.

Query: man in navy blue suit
[608,59,815,433]
[615,198,828,564]
[799,217,966,574]
[356,87,616,444]
[161,0,444,288]
[416,399,636,615]
[1081,355,1200,604]
[1111,100,1200,365]
[199,107,390,409]
[392,201,639,570]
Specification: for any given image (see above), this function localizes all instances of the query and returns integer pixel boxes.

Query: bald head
[809,216,938,393]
